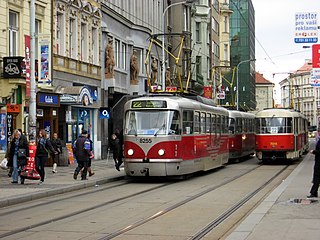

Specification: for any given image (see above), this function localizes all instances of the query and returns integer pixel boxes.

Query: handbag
[17,148,27,159]
[20,166,40,180]
[0,158,8,170]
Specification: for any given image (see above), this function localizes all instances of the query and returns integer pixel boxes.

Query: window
[196,56,201,75]
[9,10,19,56]
[69,17,77,59]
[200,112,206,133]
[183,110,194,134]
[56,12,65,55]
[194,112,200,133]
[223,16,228,32]
[115,39,120,68]
[81,22,88,61]
[121,42,126,69]
[223,44,228,61]
[206,113,211,133]
[91,27,98,64]
[196,22,201,42]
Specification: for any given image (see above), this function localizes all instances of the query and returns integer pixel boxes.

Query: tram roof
[124,95,229,115]
[255,108,306,118]
[228,110,255,119]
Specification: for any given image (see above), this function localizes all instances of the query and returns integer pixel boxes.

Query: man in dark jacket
[309,129,320,198]
[73,130,91,180]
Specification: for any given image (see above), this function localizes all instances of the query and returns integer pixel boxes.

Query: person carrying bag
[7,129,29,184]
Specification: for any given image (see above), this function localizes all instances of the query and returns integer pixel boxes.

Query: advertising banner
[0,114,6,152]
[312,44,320,68]
[38,34,51,87]
[294,12,318,43]
[25,35,31,98]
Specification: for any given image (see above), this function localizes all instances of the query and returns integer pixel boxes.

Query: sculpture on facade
[165,66,172,87]
[130,50,139,84]
[151,57,158,85]
[105,39,115,76]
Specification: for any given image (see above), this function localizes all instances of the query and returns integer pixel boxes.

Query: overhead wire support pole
[29,0,36,141]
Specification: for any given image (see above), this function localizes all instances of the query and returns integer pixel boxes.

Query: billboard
[294,12,318,43]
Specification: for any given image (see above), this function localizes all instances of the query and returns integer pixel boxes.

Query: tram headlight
[128,149,134,156]
[158,149,165,156]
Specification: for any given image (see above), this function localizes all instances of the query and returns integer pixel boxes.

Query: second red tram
[255,108,309,162]
[228,110,255,162]
[123,95,229,177]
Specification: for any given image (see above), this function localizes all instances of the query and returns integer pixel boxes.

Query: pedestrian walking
[5,135,13,177]
[309,129,320,198]
[51,132,62,173]
[35,129,57,185]
[73,130,91,180]
[7,129,29,184]
[110,133,122,171]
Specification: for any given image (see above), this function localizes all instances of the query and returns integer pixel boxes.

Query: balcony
[53,54,101,80]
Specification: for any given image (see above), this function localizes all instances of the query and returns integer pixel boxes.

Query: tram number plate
[140,138,152,143]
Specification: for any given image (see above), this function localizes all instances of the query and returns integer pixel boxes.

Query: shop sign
[7,104,20,113]
[37,93,60,106]
[99,107,110,119]
[7,114,13,146]
[3,57,24,78]
[60,86,93,106]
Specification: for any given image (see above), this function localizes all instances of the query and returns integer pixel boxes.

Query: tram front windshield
[125,110,180,135]
[256,117,292,134]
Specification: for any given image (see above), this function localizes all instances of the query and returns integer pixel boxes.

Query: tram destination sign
[132,100,167,109]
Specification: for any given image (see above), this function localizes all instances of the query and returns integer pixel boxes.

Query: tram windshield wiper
[154,124,165,136]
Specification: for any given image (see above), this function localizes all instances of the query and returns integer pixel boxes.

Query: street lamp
[161,0,195,91]
[236,59,255,111]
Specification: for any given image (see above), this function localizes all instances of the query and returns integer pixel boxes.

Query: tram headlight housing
[158,149,165,156]
[127,149,134,156]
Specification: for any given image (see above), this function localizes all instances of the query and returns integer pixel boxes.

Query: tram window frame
[236,118,242,134]
[194,111,200,133]
[182,110,194,134]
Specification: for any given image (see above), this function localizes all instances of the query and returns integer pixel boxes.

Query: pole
[29,0,36,141]
[236,59,255,111]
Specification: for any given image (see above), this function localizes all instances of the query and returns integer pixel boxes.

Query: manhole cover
[285,198,319,205]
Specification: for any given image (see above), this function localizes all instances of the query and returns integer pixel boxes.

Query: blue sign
[38,93,59,106]
[294,12,318,44]
[99,107,110,119]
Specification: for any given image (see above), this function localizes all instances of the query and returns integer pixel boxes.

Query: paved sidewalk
[0,159,125,208]
[226,148,320,240]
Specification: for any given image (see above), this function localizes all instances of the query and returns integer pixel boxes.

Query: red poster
[203,86,213,99]
[25,35,31,98]
[312,44,320,68]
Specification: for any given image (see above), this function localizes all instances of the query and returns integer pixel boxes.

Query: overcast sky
[252,0,320,86]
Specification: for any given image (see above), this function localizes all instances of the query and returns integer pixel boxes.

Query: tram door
[294,117,298,151]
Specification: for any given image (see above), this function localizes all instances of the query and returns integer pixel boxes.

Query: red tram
[228,110,255,162]
[123,95,229,177]
[255,108,309,162]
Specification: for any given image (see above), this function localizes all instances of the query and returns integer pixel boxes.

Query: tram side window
[206,113,211,133]
[194,111,200,133]
[212,114,216,134]
[236,118,242,134]
[169,110,180,134]
[183,110,193,134]
[200,112,206,133]
[216,115,221,135]
[229,117,235,134]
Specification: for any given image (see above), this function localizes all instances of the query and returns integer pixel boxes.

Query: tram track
[0,162,292,240]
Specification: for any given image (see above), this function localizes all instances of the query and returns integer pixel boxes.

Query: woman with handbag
[7,129,29,184]
[35,129,57,185]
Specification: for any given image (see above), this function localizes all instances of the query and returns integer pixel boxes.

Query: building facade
[255,72,274,111]
[221,0,256,111]
[280,61,319,127]
[0,0,52,157]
